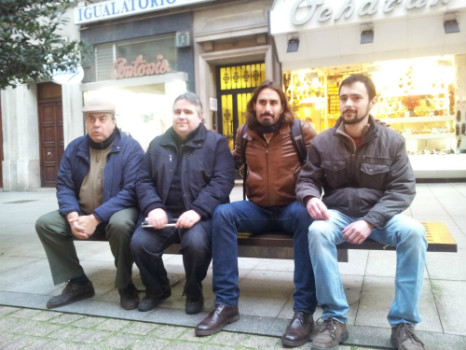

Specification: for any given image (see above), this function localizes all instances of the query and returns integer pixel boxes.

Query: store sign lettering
[113,55,172,79]
[75,0,213,24]
[290,0,452,26]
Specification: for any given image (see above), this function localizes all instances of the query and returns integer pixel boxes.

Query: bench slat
[236,222,457,253]
[79,222,457,262]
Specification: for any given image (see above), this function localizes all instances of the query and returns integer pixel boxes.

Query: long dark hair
[245,80,294,129]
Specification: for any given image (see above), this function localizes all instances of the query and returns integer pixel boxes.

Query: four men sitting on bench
[36,75,427,350]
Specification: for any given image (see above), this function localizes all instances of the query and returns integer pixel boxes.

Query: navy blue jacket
[56,129,144,223]
[136,124,235,219]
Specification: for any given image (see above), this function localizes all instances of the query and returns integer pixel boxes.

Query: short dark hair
[339,74,376,101]
[173,92,203,117]
[245,80,294,128]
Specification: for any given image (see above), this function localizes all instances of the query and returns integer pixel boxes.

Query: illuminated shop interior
[283,55,462,155]
[83,79,186,151]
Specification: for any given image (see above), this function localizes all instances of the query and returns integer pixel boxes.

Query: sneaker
[311,318,348,350]
[46,281,95,309]
[391,323,425,350]
[118,283,139,310]
[185,295,204,314]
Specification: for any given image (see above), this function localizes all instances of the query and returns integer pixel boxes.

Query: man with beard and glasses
[296,74,427,350]
[195,80,319,348]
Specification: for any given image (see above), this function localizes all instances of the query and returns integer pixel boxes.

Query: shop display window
[283,55,460,155]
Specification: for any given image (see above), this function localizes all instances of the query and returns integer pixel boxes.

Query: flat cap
[82,97,116,114]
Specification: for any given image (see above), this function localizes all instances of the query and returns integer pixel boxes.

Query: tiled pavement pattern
[0,183,466,349]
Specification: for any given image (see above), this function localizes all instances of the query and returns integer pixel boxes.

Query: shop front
[79,9,195,150]
[270,0,466,179]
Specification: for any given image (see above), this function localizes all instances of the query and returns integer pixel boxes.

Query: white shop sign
[75,0,214,24]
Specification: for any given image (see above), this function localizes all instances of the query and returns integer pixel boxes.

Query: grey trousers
[36,208,138,289]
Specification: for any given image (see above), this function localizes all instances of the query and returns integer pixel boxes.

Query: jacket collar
[160,124,207,148]
[79,128,123,154]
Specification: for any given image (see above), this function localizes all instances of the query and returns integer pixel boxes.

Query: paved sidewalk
[1,183,466,350]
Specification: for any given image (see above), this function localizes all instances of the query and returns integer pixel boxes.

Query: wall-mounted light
[287,34,299,53]
[444,12,460,34]
[360,23,374,44]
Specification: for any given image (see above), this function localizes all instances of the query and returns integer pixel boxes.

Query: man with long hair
[195,81,318,348]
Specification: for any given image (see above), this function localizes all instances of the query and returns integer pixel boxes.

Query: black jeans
[130,219,211,298]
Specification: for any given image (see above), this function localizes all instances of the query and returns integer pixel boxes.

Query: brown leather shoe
[391,323,425,350]
[311,318,348,350]
[195,304,239,336]
[281,311,314,347]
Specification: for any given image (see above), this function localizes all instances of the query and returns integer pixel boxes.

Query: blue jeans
[308,210,427,326]
[212,200,317,314]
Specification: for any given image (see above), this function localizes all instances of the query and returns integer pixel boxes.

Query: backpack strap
[290,118,307,165]
[240,124,249,200]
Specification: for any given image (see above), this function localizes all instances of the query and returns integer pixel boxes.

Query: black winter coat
[136,124,236,219]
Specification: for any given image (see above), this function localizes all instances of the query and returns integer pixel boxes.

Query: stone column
[1,85,41,191]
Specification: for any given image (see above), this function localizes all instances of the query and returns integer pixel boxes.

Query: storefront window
[83,79,186,151]
[283,55,460,155]
[83,34,187,150]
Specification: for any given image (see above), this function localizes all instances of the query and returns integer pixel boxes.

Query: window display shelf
[383,115,454,124]
[405,133,456,140]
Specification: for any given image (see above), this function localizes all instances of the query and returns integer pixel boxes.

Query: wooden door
[38,83,63,187]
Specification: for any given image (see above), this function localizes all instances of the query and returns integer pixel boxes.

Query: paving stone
[70,315,106,329]
[0,306,19,316]
[95,318,131,332]
[150,324,189,339]
[129,337,171,350]
[159,340,205,350]
[71,328,112,344]
[210,331,250,345]
[1,335,35,350]
[100,333,141,349]
[12,308,46,319]
[123,321,159,335]
[25,322,63,337]
[241,334,281,349]
[48,326,86,341]
[49,312,85,325]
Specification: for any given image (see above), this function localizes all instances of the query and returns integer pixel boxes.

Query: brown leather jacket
[233,120,317,207]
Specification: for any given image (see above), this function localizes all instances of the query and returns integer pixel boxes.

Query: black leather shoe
[195,304,240,336]
[119,283,139,310]
[185,295,204,315]
[138,287,171,312]
[46,281,95,309]
[281,311,314,347]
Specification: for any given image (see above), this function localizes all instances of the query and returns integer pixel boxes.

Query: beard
[258,112,278,127]
[341,108,370,125]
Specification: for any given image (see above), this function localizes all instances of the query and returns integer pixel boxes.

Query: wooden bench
[230,222,457,262]
[84,222,457,262]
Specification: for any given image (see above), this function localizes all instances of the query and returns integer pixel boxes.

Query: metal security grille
[217,62,265,149]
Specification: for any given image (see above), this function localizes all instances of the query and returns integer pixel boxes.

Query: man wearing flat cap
[36,96,145,310]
